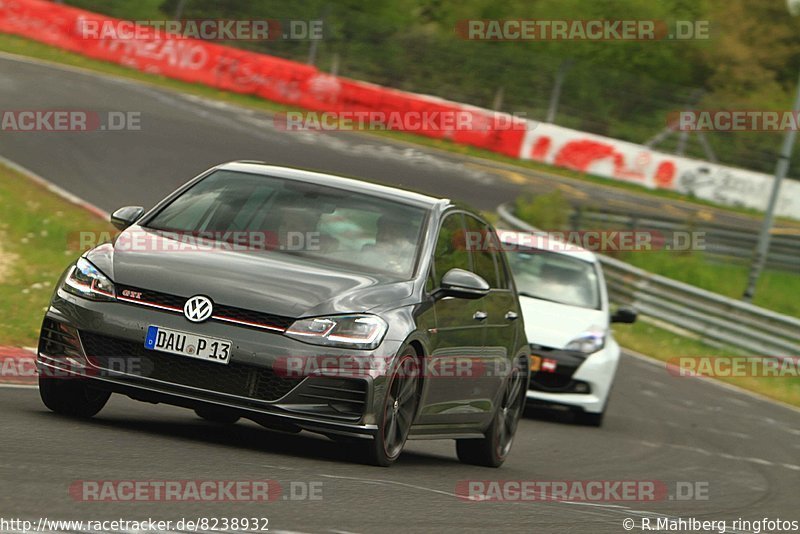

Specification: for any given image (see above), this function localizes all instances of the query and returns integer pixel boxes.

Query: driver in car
[362,215,418,273]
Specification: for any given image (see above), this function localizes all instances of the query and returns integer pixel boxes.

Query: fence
[569,208,800,271]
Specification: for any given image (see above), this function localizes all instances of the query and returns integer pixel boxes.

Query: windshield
[144,170,429,278]
[506,248,601,309]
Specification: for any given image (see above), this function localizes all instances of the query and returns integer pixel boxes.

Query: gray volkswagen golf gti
[37,162,530,467]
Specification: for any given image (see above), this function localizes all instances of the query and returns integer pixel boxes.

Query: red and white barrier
[0,0,525,157]
[519,122,800,218]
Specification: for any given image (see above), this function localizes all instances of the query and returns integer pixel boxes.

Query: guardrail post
[570,206,583,232]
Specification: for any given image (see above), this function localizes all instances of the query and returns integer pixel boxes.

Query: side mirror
[110,206,145,231]
[437,268,490,300]
[611,307,638,324]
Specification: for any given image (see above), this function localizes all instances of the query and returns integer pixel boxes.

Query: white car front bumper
[526,341,620,414]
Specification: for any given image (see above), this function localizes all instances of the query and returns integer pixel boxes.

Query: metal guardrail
[497,204,800,357]
[569,208,800,271]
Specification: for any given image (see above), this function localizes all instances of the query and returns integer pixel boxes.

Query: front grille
[116,285,295,332]
[213,303,293,330]
[530,372,573,391]
[117,285,186,310]
[530,373,591,394]
[80,331,302,402]
[39,318,83,359]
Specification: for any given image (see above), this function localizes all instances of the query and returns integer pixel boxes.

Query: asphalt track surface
[1,53,800,533]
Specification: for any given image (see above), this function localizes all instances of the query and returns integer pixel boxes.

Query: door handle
[473,311,488,321]
[505,311,519,321]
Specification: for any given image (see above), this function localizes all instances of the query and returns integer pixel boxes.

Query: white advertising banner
[519,122,800,219]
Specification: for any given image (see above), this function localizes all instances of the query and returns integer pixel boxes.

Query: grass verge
[617,251,800,318]
[1,32,797,227]
[0,163,113,346]
[614,320,800,408]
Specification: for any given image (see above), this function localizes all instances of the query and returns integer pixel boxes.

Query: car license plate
[144,326,231,365]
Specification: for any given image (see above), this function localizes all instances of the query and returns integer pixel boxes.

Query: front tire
[39,377,110,418]
[456,361,526,467]
[365,352,420,467]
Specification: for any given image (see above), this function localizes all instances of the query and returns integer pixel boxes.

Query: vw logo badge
[184,295,213,323]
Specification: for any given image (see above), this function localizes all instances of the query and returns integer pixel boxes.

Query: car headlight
[285,315,388,350]
[62,258,116,301]
[564,330,605,354]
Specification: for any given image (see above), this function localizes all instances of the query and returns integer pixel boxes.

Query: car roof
[217,161,450,210]
[496,229,599,264]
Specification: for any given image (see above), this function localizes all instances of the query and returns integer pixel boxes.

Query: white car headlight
[564,330,605,354]
[62,258,116,301]
[285,315,388,350]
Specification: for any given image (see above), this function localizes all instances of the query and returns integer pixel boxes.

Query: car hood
[85,227,414,318]
[519,296,608,349]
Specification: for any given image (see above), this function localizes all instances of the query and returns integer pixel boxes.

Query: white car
[499,231,637,426]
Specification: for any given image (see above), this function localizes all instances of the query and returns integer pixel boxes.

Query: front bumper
[525,345,619,414]
[37,289,406,439]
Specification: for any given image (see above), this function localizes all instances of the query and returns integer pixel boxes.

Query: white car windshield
[506,248,601,309]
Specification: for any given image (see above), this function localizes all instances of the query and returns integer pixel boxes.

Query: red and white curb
[0,346,38,387]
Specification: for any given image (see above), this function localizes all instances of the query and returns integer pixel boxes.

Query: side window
[465,216,499,288]
[488,230,511,289]
[432,213,470,287]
